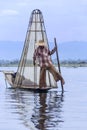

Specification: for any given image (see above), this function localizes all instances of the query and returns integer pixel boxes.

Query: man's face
[39,46,44,49]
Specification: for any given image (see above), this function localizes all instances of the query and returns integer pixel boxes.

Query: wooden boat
[3,9,63,91]
[3,70,54,91]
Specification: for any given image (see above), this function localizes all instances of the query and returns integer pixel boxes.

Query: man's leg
[48,64,65,85]
[39,67,46,88]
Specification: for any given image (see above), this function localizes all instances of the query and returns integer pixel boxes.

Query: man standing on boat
[33,40,65,88]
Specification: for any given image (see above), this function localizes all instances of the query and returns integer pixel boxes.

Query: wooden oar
[54,37,64,92]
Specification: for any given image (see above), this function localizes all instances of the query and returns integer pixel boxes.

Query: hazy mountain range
[58,41,87,61]
[0,41,87,61]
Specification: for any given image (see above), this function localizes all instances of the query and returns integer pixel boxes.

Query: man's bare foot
[61,78,65,85]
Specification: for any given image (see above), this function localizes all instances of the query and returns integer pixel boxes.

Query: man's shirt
[33,46,52,67]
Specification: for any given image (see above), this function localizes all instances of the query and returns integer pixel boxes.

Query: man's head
[36,40,45,47]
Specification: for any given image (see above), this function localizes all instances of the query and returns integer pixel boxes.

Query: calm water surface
[0,67,87,130]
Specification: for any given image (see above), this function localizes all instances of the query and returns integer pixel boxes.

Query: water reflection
[31,91,64,130]
[5,89,35,130]
[5,89,64,130]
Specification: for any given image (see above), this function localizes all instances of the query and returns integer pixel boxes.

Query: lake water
[0,67,87,130]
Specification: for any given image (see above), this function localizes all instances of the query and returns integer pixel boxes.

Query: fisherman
[33,40,65,88]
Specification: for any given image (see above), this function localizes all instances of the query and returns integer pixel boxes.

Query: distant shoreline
[60,61,87,67]
[0,59,87,67]
[60,63,87,67]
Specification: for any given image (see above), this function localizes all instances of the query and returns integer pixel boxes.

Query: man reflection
[37,93,47,130]
[31,91,64,130]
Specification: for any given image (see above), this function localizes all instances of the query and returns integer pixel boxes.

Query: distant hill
[0,41,87,61]
[0,41,23,60]
[58,41,87,61]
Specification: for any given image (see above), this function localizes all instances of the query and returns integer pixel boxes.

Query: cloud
[0,9,19,16]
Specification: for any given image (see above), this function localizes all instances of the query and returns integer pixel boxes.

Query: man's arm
[48,46,57,55]
[33,57,36,66]
[33,49,37,65]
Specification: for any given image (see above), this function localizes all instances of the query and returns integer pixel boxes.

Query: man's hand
[54,46,57,51]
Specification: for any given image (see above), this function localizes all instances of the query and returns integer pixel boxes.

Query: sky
[0,0,87,43]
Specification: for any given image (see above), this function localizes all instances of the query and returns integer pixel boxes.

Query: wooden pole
[54,38,64,92]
